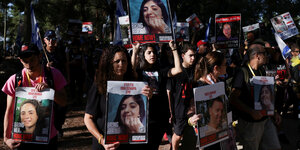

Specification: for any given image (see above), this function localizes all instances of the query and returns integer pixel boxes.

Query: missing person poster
[193,82,229,149]
[175,22,189,42]
[82,22,93,34]
[12,87,54,144]
[186,13,204,31]
[242,23,259,41]
[119,15,130,45]
[128,0,174,43]
[215,14,241,49]
[251,76,275,116]
[105,81,148,144]
[271,12,299,40]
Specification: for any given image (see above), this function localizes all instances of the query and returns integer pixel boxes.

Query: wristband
[98,134,103,145]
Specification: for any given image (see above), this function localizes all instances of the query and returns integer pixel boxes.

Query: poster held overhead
[128,0,174,43]
[105,81,148,144]
[270,12,299,40]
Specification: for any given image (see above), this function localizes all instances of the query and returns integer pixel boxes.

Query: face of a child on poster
[21,103,38,133]
[223,24,232,39]
[260,86,272,108]
[209,100,224,128]
[120,96,141,125]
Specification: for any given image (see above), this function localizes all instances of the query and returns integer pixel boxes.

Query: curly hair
[95,45,133,94]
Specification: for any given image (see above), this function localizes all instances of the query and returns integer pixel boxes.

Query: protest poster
[175,22,190,42]
[251,76,275,116]
[186,13,204,31]
[193,82,229,149]
[271,12,299,40]
[12,87,54,144]
[128,0,173,43]
[242,23,259,41]
[82,22,93,34]
[118,15,132,49]
[215,14,241,49]
[105,81,148,144]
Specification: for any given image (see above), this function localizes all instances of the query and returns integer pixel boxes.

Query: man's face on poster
[143,1,163,26]
[209,100,224,127]
[223,24,232,39]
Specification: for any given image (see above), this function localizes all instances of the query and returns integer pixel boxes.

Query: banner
[215,14,241,49]
[175,22,189,42]
[128,0,173,43]
[105,81,148,144]
[193,82,229,149]
[12,87,54,144]
[270,12,299,40]
[251,76,275,116]
[82,22,93,34]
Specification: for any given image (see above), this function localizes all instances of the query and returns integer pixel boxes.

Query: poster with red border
[82,22,93,34]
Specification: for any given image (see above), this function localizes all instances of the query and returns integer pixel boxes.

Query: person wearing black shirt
[230,44,281,150]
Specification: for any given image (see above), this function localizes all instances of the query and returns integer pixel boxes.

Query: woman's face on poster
[143,1,163,26]
[209,100,223,127]
[21,103,38,129]
[223,24,232,39]
[260,86,272,106]
[120,96,141,124]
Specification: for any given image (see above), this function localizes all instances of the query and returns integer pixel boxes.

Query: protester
[131,40,181,149]
[84,45,151,150]
[197,40,208,57]
[230,43,281,150]
[2,44,67,149]
[114,95,146,134]
[167,43,200,150]
[138,0,171,34]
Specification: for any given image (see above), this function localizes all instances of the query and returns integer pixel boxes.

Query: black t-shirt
[232,65,267,122]
[170,66,194,119]
[137,67,170,123]
[42,47,67,76]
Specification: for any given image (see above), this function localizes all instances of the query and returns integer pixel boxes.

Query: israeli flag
[275,33,291,60]
[30,5,43,50]
[205,17,211,42]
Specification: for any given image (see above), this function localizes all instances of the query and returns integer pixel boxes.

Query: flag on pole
[172,12,177,40]
[30,4,43,50]
[274,33,291,60]
[113,0,126,45]
[205,17,211,42]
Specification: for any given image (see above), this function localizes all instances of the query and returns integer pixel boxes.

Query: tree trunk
[3,7,7,56]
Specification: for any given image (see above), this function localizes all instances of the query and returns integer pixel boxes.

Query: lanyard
[247,63,262,77]
[26,68,42,87]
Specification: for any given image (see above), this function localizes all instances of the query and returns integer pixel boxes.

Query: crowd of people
[2,10,300,150]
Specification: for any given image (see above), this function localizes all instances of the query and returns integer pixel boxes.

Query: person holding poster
[131,40,182,149]
[2,44,67,149]
[114,95,146,134]
[230,43,281,150]
[84,45,151,150]
[137,0,171,34]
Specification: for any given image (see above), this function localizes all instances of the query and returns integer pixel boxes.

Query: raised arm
[168,40,182,77]
[131,42,140,79]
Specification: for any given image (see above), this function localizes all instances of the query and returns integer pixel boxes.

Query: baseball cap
[197,40,207,47]
[44,30,56,38]
[17,44,40,58]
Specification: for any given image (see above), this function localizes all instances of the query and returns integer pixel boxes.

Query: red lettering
[144,35,155,41]
[118,134,128,141]
[132,35,143,41]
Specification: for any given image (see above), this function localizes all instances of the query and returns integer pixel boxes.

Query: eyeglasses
[293,51,300,53]
[46,37,57,41]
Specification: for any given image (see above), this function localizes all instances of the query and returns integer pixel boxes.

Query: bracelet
[188,117,193,126]
[98,134,103,145]
[172,49,177,51]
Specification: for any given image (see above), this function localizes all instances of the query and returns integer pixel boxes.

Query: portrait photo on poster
[254,84,275,112]
[107,94,147,135]
[129,0,171,34]
[13,98,52,143]
[196,95,228,137]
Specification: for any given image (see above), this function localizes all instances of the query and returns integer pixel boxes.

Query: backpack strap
[15,70,23,88]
